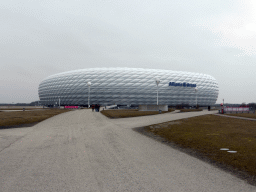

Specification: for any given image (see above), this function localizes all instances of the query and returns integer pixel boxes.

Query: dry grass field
[101,108,174,118]
[226,113,256,119]
[0,109,70,128]
[144,115,256,181]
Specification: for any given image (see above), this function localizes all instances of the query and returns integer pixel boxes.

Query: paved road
[111,110,217,128]
[0,110,255,192]
[214,113,256,121]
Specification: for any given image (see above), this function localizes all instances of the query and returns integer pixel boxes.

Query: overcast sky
[1,0,255,104]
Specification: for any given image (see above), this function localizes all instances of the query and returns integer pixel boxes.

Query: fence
[64,106,79,109]
[224,107,249,112]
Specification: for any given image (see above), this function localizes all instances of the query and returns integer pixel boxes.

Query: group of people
[91,104,100,112]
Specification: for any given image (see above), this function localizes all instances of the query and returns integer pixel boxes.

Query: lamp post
[155,78,160,105]
[195,87,198,108]
[58,97,60,108]
[87,82,91,108]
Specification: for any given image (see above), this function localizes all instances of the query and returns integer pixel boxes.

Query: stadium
[38,68,219,107]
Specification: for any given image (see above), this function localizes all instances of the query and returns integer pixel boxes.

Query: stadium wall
[38,68,219,106]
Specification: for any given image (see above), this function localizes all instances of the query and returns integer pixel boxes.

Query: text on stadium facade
[169,82,196,87]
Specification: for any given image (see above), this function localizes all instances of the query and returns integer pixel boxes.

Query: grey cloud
[0,0,255,103]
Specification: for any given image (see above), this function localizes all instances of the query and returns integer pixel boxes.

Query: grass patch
[144,115,256,183]
[0,109,70,128]
[101,108,174,118]
[179,109,203,112]
[225,113,256,119]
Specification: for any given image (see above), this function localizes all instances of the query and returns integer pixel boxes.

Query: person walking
[95,104,100,112]
[92,104,95,112]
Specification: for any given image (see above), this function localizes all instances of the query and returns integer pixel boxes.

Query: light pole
[58,97,60,108]
[195,87,198,108]
[155,78,160,105]
[87,82,91,108]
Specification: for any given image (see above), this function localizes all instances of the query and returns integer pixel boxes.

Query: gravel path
[0,109,255,192]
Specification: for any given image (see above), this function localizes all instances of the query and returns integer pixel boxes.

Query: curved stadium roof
[38,68,219,106]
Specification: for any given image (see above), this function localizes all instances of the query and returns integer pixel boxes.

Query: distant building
[38,68,219,106]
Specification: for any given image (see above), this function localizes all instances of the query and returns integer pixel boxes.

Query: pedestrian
[92,104,95,112]
[95,104,100,112]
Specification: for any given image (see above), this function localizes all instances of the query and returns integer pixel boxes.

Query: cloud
[191,0,256,57]
[0,0,256,103]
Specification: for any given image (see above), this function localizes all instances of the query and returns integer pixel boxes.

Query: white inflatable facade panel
[38,68,219,106]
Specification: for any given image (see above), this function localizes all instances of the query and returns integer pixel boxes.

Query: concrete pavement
[110,110,217,128]
[0,109,255,192]
[214,113,256,121]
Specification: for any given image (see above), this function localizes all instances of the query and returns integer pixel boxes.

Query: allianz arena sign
[169,82,197,87]
[38,68,219,106]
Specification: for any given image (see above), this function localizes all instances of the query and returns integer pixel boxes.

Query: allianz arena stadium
[38,68,219,106]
